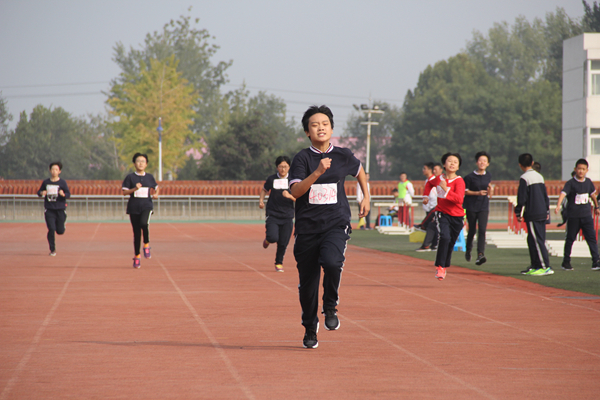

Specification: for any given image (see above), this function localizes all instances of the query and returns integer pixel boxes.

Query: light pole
[353,103,384,174]
[157,117,163,181]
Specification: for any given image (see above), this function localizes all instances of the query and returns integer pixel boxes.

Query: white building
[563,33,600,181]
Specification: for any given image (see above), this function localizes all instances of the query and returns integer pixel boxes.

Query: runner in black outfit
[37,162,70,256]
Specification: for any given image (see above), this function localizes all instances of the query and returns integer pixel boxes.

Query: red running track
[1,223,599,399]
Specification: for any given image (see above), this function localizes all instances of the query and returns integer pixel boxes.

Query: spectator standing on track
[259,156,296,272]
[356,172,371,230]
[37,161,70,256]
[464,151,493,266]
[416,163,442,252]
[427,153,465,280]
[122,153,158,269]
[289,105,370,349]
[554,159,600,271]
[515,153,553,276]
[414,162,435,231]
[397,172,414,226]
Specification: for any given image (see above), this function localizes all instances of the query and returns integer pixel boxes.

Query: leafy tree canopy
[108,56,197,178]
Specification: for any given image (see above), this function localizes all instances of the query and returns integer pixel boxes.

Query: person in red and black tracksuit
[514,153,552,276]
[289,105,370,349]
[428,153,465,281]
[259,156,296,272]
[37,161,70,256]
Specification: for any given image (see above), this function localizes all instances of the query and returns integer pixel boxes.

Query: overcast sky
[0,0,585,132]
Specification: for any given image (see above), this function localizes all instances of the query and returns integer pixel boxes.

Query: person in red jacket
[427,153,465,281]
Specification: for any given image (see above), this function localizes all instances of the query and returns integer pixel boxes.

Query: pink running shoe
[133,257,141,269]
[435,266,446,280]
[143,245,151,259]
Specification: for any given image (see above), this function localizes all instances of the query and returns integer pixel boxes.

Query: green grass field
[349,229,600,296]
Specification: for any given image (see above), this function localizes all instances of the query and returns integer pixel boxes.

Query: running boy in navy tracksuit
[122,153,159,269]
[37,161,70,256]
[515,153,553,276]
[259,155,296,272]
[289,105,370,349]
[554,159,600,271]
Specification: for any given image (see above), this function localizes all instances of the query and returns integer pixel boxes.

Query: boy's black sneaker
[465,250,471,262]
[303,327,318,349]
[592,262,600,271]
[323,308,340,330]
[561,262,573,271]
[475,254,487,265]
[520,266,535,275]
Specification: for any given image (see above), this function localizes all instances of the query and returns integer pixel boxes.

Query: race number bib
[134,187,149,198]
[309,183,337,205]
[575,193,590,205]
[273,178,289,190]
[436,185,447,199]
[46,184,59,202]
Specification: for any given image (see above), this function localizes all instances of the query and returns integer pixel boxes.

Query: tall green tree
[0,93,12,147]
[108,56,197,178]
[0,105,122,179]
[197,91,304,180]
[386,54,562,180]
[583,0,600,32]
[112,10,231,144]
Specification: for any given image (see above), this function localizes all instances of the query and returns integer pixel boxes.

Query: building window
[591,128,600,154]
[591,61,600,95]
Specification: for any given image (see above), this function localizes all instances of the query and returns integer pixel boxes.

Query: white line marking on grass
[0,223,101,400]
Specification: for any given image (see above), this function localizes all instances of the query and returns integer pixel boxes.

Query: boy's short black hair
[575,158,589,168]
[434,162,442,169]
[275,155,291,167]
[475,151,490,163]
[424,162,434,170]
[49,161,63,170]
[441,152,462,167]
[532,161,541,172]
[132,153,149,163]
[302,105,334,132]
[392,188,398,193]
[518,153,533,167]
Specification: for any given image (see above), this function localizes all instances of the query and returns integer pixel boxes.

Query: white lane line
[1,223,101,400]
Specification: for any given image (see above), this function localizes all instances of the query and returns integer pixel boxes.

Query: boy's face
[444,156,460,173]
[433,166,443,176]
[49,165,61,178]
[422,166,432,176]
[305,113,332,145]
[277,161,290,177]
[575,164,588,179]
[476,156,489,171]
[134,156,148,172]
[392,191,399,198]
[400,173,407,182]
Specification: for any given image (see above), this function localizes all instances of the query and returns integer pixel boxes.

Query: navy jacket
[514,169,549,222]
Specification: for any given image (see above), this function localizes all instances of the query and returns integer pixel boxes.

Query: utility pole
[353,100,384,174]
[157,117,163,181]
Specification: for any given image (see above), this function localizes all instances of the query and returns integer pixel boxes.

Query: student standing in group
[414,162,434,231]
[289,105,370,349]
[554,159,600,271]
[259,156,296,272]
[427,153,465,280]
[416,163,442,252]
[515,153,553,276]
[463,151,493,265]
[397,172,414,226]
[37,162,70,256]
[122,153,158,269]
